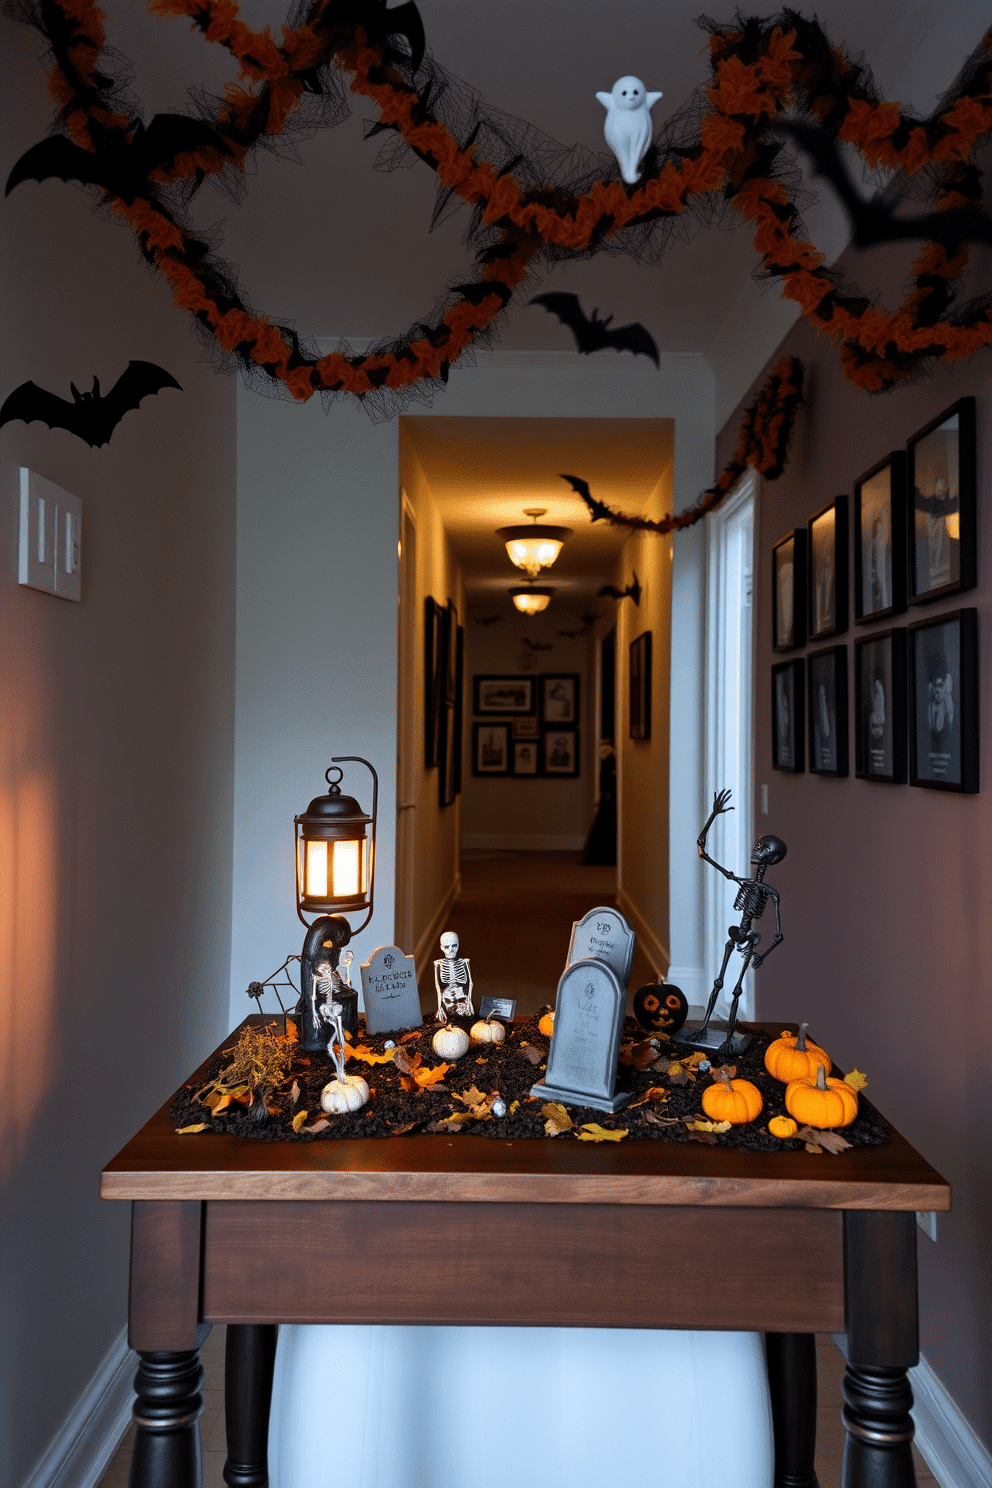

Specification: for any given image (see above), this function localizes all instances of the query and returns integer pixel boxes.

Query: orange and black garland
[9,1,992,405]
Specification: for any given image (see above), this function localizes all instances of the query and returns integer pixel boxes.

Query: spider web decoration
[7,0,992,416]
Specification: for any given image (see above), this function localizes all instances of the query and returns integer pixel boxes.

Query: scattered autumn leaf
[453,1085,488,1107]
[302,1118,331,1134]
[643,1110,680,1126]
[289,1080,301,1106]
[685,1118,731,1134]
[389,1122,418,1136]
[521,1046,544,1066]
[629,1086,669,1108]
[541,1101,574,1136]
[804,1142,824,1154]
[796,1124,853,1155]
[176,1123,208,1134]
[350,1043,400,1066]
[667,1068,690,1086]
[709,1063,737,1080]
[207,1091,233,1115]
[684,1051,708,1069]
[510,1100,520,1115]
[291,1109,309,1132]
[577,1123,628,1142]
[844,1069,869,1092]
[414,1065,450,1089]
[684,1130,718,1144]
[620,1040,659,1070]
[401,1030,422,1042]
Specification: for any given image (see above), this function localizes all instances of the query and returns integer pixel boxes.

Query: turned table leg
[128,1350,204,1488]
[767,1332,819,1488]
[224,1325,277,1488]
[842,1212,918,1488]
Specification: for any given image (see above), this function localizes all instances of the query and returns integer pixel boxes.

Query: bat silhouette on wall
[598,573,642,606]
[520,636,553,652]
[471,613,503,626]
[560,472,614,523]
[776,120,992,250]
[0,362,183,448]
[529,293,659,366]
[5,115,232,203]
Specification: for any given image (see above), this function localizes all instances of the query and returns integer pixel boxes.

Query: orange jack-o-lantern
[633,982,688,1035]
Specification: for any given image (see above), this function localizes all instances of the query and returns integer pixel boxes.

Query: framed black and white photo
[908,397,976,604]
[854,452,906,623]
[444,600,458,703]
[542,728,579,777]
[424,596,444,768]
[512,715,539,739]
[908,609,978,793]
[807,646,848,777]
[854,629,906,783]
[453,625,464,795]
[772,529,806,651]
[539,673,579,724]
[628,632,652,740]
[473,722,510,775]
[808,496,848,640]
[473,674,535,716]
[512,739,539,776]
[771,659,804,772]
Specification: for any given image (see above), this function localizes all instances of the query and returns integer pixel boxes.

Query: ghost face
[612,75,647,110]
[440,931,460,960]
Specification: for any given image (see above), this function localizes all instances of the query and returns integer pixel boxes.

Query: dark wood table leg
[842,1212,918,1488]
[128,1350,204,1488]
[767,1333,820,1488]
[224,1325,278,1488]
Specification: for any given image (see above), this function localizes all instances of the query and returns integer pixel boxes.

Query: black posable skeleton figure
[693,789,786,1052]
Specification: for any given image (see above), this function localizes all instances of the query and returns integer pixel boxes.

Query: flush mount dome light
[497,508,573,580]
[510,587,552,615]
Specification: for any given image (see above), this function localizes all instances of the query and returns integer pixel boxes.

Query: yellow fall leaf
[350,1043,400,1066]
[541,1101,574,1136]
[510,1100,520,1116]
[629,1086,669,1108]
[844,1068,869,1092]
[176,1123,208,1134]
[577,1123,628,1142]
[685,1051,708,1068]
[414,1063,450,1088]
[685,1118,731,1134]
[291,1110,309,1132]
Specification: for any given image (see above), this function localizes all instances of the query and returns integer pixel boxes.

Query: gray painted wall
[719,266,992,1448]
[0,18,237,1487]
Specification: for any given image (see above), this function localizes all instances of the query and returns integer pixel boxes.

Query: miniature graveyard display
[434,931,475,1021]
[566,906,636,987]
[360,945,423,1035]
[531,957,631,1113]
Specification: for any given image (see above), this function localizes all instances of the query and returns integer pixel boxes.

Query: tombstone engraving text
[360,945,423,1035]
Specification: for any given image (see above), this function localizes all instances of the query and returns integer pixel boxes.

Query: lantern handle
[330,755,379,937]
[324,765,344,794]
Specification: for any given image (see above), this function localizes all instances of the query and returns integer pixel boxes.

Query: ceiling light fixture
[510,587,552,616]
[497,508,572,580]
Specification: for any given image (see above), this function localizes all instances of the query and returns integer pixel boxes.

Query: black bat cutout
[598,573,642,606]
[776,120,992,250]
[529,293,659,366]
[0,362,183,448]
[520,637,553,651]
[471,614,503,626]
[6,114,232,203]
[329,0,425,74]
[559,472,613,524]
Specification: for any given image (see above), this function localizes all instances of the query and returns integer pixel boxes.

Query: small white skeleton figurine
[339,949,354,987]
[596,76,663,185]
[313,958,346,1042]
[434,931,475,1022]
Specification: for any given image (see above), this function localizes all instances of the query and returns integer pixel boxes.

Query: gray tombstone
[360,945,423,1035]
[530,957,631,1113]
[566,906,636,988]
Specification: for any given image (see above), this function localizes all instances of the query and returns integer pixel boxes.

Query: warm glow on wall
[497,508,572,580]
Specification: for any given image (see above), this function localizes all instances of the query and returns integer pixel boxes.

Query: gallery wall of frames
[471,672,581,779]
[770,397,979,794]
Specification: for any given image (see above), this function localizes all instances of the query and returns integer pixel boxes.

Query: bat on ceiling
[5,114,232,202]
[471,613,503,626]
[520,637,553,652]
[599,574,642,606]
[330,0,425,73]
[0,362,183,448]
[776,119,992,250]
[529,293,659,366]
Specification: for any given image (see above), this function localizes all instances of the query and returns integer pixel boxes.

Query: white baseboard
[614,889,669,979]
[911,1353,992,1488]
[415,876,460,982]
[22,1327,135,1488]
[462,834,586,852]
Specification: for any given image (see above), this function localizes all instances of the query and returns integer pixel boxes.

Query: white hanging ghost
[596,76,663,185]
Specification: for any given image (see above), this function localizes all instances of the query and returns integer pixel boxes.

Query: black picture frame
[512,716,539,739]
[908,608,978,793]
[542,727,579,777]
[423,597,443,768]
[628,632,652,740]
[473,674,535,716]
[439,703,457,806]
[472,721,511,775]
[854,452,907,623]
[453,625,464,796]
[511,738,540,776]
[444,600,458,703]
[854,629,907,784]
[807,645,848,777]
[907,396,977,605]
[539,673,580,724]
[772,529,806,651]
[808,496,848,640]
[771,659,805,772]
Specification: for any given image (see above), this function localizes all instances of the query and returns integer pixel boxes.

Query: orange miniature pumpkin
[785,1064,859,1129]
[764,1024,831,1084]
[538,1011,555,1038]
[768,1115,798,1139]
[701,1069,763,1125]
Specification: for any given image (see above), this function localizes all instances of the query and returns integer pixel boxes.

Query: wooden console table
[101,1021,950,1488]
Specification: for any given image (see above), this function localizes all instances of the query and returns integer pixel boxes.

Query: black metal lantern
[294,757,378,1051]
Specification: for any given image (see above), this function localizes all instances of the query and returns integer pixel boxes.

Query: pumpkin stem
[796,1022,809,1050]
[815,1064,828,1090]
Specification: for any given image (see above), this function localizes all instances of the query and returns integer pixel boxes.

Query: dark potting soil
[170,1016,889,1152]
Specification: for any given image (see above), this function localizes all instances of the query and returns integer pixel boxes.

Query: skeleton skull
[440,931,460,959]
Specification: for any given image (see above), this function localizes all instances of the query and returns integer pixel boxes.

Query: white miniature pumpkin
[470,1018,506,1046]
[432,1024,470,1061]
[320,1074,370,1114]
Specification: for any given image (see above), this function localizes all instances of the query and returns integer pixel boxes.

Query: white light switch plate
[19,469,82,601]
